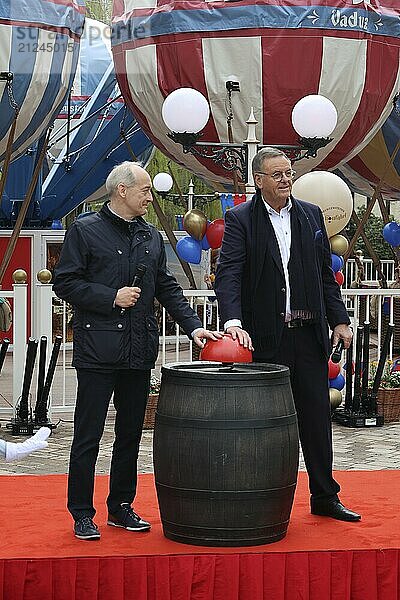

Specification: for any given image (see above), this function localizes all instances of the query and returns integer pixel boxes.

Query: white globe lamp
[292,95,338,138]
[162,88,210,134]
[153,172,173,194]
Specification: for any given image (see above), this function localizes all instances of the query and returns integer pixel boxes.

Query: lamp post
[161,87,338,195]
[153,172,219,216]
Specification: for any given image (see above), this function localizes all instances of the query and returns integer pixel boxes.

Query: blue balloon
[382,222,400,247]
[51,219,63,230]
[201,235,211,251]
[329,373,345,391]
[176,236,202,264]
[201,221,211,250]
[331,253,344,273]
[383,297,390,316]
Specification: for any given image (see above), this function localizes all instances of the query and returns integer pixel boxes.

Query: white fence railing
[344,259,396,287]
[1,281,400,417]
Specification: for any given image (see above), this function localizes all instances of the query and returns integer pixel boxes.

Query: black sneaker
[107,503,151,531]
[74,516,101,540]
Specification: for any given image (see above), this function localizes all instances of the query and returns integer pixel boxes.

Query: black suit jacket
[214,195,350,358]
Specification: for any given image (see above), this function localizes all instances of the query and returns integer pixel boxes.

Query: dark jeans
[67,368,151,521]
[255,325,340,500]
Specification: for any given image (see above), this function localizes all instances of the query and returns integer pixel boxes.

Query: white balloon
[292,95,338,138]
[292,171,353,237]
[153,172,173,193]
[162,88,210,133]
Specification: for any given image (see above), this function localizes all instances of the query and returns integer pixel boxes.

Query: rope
[0,76,20,208]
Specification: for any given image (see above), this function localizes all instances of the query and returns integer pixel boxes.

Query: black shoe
[107,503,151,531]
[311,498,361,522]
[74,516,101,540]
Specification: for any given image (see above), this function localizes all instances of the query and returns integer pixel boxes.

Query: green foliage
[346,206,395,261]
[369,361,400,389]
[85,0,112,22]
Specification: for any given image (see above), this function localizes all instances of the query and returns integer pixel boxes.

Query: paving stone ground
[1,345,399,476]
[0,410,399,476]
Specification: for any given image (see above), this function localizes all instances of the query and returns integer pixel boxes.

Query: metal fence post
[12,276,27,416]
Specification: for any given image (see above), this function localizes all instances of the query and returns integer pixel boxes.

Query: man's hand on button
[225,326,254,351]
[192,328,223,349]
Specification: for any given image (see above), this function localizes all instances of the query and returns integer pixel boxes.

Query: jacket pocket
[145,315,159,364]
[82,320,127,365]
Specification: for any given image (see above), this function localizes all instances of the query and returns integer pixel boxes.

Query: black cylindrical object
[0,338,10,375]
[35,335,62,423]
[344,342,354,412]
[153,362,299,547]
[36,336,48,415]
[19,337,38,421]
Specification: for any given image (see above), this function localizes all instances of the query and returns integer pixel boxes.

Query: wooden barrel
[153,362,299,547]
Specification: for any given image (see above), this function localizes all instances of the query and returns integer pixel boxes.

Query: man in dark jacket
[214,147,361,523]
[53,161,221,540]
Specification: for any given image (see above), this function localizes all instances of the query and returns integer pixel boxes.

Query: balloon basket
[332,408,384,428]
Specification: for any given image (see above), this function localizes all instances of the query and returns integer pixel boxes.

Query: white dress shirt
[224,196,293,331]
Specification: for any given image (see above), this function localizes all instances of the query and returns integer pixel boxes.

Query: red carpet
[0,471,399,599]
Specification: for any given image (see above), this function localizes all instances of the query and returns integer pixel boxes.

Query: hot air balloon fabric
[0,0,85,164]
[111,0,400,186]
[49,17,114,159]
[335,98,400,200]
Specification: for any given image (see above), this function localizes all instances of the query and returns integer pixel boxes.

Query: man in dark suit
[214,147,360,522]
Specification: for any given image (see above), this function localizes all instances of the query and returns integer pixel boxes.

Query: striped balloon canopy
[0,0,85,164]
[112,0,400,186]
[49,17,114,159]
[335,99,400,200]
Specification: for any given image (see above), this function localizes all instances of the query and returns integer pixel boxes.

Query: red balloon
[328,359,340,380]
[205,219,225,249]
[200,334,252,363]
[335,271,344,286]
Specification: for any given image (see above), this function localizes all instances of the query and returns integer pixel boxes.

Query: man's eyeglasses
[256,169,296,182]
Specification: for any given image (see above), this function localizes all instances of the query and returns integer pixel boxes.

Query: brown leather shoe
[311,498,361,522]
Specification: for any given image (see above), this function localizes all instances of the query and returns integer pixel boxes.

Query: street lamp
[153,172,219,216]
[161,87,338,188]
[153,172,174,196]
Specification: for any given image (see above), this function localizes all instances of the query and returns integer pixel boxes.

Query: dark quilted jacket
[53,203,202,370]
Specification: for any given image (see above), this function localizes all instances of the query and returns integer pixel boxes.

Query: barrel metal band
[162,518,290,532]
[156,481,297,499]
[155,413,297,429]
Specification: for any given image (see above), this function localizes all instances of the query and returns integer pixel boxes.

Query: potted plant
[144,375,161,429]
[369,360,400,423]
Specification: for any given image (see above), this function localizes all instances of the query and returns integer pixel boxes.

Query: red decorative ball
[335,271,345,286]
[200,334,252,363]
[328,359,340,380]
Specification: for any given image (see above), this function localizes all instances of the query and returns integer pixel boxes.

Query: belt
[285,318,314,329]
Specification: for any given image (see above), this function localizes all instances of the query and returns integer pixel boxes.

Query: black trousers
[67,368,151,521]
[255,325,340,501]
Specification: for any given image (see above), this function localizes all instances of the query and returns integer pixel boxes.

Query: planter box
[377,388,400,423]
[144,393,158,429]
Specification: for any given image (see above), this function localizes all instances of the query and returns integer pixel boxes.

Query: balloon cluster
[176,209,225,264]
[382,221,400,248]
[328,358,345,410]
[330,234,348,287]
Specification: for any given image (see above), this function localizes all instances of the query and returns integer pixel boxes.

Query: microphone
[120,263,147,314]
[331,339,344,364]
[131,263,147,288]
